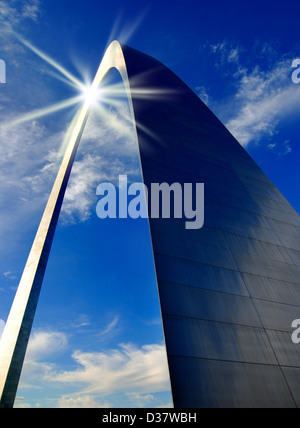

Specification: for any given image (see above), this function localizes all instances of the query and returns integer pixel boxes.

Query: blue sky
[0,0,299,408]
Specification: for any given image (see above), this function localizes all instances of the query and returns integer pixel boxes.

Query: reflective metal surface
[1,41,299,408]
[126,46,300,407]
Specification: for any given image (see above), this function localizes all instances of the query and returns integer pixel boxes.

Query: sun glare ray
[117,9,149,45]
[100,94,163,144]
[44,70,81,90]
[16,35,83,89]
[2,96,81,129]
[92,79,178,105]
[6,31,175,145]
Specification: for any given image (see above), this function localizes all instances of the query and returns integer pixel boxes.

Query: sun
[1,36,106,129]
[2,35,174,144]
[81,84,102,107]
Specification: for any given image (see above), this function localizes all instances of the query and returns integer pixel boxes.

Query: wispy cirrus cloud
[0,6,139,232]
[0,119,64,247]
[61,105,140,224]
[209,40,247,78]
[0,101,139,244]
[3,271,17,280]
[97,316,120,342]
[225,60,300,147]
[22,0,40,21]
[203,40,300,150]
[0,0,41,44]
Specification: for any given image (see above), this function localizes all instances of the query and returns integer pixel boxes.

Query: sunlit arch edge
[0,41,146,408]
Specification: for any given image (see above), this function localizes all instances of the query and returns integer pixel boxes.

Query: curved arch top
[1,40,300,408]
[0,38,211,407]
[0,39,185,408]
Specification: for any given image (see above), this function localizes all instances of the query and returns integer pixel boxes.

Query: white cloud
[0,119,64,246]
[0,14,140,232]
[210,41,227,55]
[60,106,140,224]
[14,396,33,408]
[22,0,40,21]
[0,1,20,34]
[17,326,171,407]
[71,313,90,329]
[44,342,170,400]
[0,101,140,244]
[209,40,246,76]
[26,330,68,361]
[61,153,105,223]
[126,392,155,408]
[228,48,240,63]
[225,61,300,146]
[195,86,209,105]
[204,40,300,149]
[97,316,120,342]
[3,271,17,280]
[267,139,292,156]
[0,0,40,41]
[57,395,111,408]
[0,5,140,234]
[19,330,68,389]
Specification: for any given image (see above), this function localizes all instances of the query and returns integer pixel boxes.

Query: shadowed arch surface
[1,41,300,408]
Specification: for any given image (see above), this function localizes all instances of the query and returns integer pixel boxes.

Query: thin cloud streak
[17,35,83,89]
[2,96,81,128]
[204,40,300,148]
[225,62,300,146]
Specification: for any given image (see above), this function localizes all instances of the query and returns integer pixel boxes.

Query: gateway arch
[1,41,300,408]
